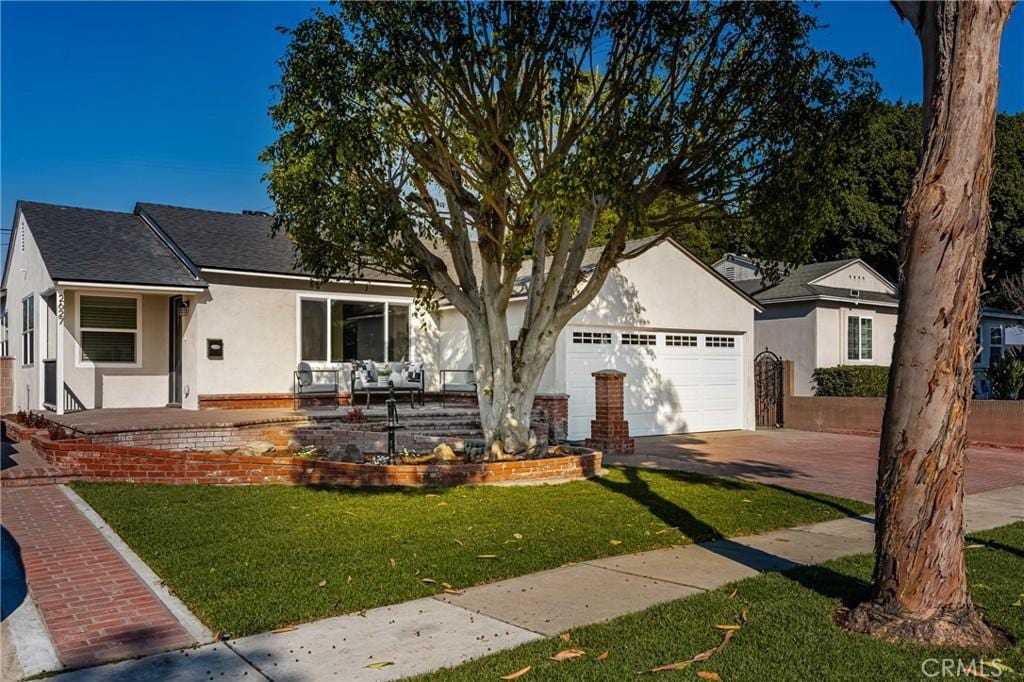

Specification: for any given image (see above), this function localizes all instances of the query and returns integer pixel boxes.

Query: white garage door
[566,328,744,439]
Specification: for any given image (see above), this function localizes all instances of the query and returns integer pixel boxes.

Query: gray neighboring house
[714,253,1024,397]
[715,255,899,396]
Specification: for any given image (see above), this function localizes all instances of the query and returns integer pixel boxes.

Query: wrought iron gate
[754,348,783,428]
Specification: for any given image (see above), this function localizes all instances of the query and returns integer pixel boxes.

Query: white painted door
[565,328,744,439]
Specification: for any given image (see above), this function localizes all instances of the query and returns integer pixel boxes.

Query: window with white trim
[79,295,138,364]
[847,315,873,360]
[571,331,611,345]
[21,295,33,366]
[300,298,410,362]
[705,335,735,348]
[989,326,1004,366]
[666,334,697,347]
[621,332,656,346]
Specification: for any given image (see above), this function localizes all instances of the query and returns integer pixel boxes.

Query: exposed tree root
[838,601,1012,651]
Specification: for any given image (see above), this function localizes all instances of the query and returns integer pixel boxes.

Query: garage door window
[621,333,656,346]
[705,336,735,348]
[572,331,612,344]
[666,334,697,347]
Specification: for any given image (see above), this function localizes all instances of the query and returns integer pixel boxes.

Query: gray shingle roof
[16,201,204,288]
[754,258,898,305]
[136,203,405,282]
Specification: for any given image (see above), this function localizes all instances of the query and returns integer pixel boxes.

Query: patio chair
[294,361,346,409]
[440,368,476,407]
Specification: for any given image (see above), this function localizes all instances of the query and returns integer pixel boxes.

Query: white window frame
[295,292,415,364]
[1,308,8,357]
[847,314,873,362]
[705,335,736,348]
[988,324,1004,367]
[75,292,142,368]
[21,294,34,367]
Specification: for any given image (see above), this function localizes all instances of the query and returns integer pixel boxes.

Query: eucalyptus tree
[840,0,1016,649]
[263,2,868,456]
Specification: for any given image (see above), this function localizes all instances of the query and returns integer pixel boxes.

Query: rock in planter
[247,441,276,456]
[327,443,363,464]
[432,443,458,462]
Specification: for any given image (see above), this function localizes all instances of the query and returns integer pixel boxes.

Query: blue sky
[2,1,1022,258]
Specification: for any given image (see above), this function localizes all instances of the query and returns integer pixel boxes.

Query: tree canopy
[262,1,872,451]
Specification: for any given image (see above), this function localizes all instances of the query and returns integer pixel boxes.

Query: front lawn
[70,467,869,636]
[414,522,1024,681]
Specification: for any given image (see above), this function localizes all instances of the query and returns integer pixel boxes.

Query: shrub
[14,410,50,428]
[47,423,71,441]
[341,406,366,423]
[986,347,1024,400]
[812,365,890,397]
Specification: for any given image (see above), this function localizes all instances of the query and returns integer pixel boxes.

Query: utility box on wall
[207,339,224,360]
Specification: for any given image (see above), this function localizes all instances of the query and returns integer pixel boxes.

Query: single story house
[713,253,1024,397]
[1,201,762,439]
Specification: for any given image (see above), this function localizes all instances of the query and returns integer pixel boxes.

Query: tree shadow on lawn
[592,466,873,606]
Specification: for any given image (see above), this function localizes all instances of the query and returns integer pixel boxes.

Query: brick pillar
[0,357,12,416]
[585,370,634,455]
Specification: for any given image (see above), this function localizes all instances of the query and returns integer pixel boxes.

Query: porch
[38,284,196,415]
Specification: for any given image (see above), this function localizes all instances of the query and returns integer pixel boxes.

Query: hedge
[812,365,889,397]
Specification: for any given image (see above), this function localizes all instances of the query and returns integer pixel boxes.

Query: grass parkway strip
[411,522,1024,682]
[70,466,870,636]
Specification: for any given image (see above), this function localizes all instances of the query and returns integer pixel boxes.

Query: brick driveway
[607,429,1024,503]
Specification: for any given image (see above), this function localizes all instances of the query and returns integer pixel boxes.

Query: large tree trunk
[840,0,1014,649]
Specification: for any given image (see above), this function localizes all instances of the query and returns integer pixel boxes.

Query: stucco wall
[815,302,898,373]
[61,292,172,409]
[3,212,54,411]
[755,302,818,396]
[192,274,431,397]
[434,243,759,431]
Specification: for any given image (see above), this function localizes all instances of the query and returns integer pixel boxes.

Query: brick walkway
[608,429,1024,502]
[2,486,194,668]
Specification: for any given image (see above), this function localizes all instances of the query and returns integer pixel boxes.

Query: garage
[565,327,745,439]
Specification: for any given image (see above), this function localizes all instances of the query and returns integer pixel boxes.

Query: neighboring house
[974,307,1024,398]
[714,254,899,396]
[1,201,762,439]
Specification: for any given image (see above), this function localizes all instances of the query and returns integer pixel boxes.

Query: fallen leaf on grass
[366,661,393,669]
[317,580,327,588]
[500,666,531,680]
[595,651,609,662]
[389,558,397,568]
[965,543,985,549]
[513,533,523,539]
[740,610,748,624]
[271,626,297,634]
[347,575,353,584]
[443,588,464,595]
[437,502,449,506]
[422,578,436,584]
[550,648,586,661]
[697,672,721,680]
[609,539,622,545]
[453,538,465,546]
[715,624,741,631]
[728,589,737,598]
[559,633,572,642]
[477,554,499,559]
[641,628,736,674]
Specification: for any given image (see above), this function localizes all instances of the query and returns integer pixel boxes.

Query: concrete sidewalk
[48,485,1024,682]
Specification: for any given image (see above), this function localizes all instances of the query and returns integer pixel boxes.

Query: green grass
[412,522,1024,681]
[70,467,869,636]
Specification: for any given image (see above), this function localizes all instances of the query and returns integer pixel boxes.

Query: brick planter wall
[31,434,601,487]
[0,357,13,417]
[2,418,46,443]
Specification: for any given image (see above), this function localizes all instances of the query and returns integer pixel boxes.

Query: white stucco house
[1,201,763,439]
[714,253,1024,397]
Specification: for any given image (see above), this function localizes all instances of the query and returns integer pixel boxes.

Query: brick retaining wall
[780,361,1024,448]
[2,420,46,443]
[30,434,601,487]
